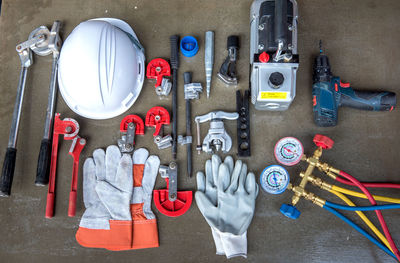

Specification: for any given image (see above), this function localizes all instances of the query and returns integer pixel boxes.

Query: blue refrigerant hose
[323,205,396,260]
[325,201,400,211]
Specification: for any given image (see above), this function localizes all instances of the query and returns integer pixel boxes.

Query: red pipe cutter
[45,113,86,218]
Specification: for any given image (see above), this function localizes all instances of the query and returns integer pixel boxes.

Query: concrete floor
[0,0,400,262]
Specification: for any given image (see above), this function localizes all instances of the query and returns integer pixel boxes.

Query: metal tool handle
[36,21,61,186]
[195,111,239,123]
[184,72,192,177]
[170,35,180,159]
[0,148,17,196]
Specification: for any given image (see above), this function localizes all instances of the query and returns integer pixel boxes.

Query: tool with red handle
[46,113,85,218]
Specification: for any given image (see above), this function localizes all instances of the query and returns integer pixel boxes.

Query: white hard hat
[58,18,145,119]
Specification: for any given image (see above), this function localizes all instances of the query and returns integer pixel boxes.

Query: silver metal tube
[8,66,29,148]
[43,57,59,139]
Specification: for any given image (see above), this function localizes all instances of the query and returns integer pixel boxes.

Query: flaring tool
[217,35,239,85]
[46,113,86,218]
[195,111,239,154]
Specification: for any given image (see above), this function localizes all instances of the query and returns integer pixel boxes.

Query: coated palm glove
[196,155,259,259]
[76,145,133,250]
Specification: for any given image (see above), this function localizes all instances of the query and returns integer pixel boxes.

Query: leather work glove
[76,145,133,250]
[196,155,259,259]
[130,148,160,249]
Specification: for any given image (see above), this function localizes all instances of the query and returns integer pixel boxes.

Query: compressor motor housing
[250,0,299,111]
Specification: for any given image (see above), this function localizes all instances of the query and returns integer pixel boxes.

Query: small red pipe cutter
[45,113,86,218]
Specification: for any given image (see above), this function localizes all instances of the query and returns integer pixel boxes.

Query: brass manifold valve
[280,134,336,219]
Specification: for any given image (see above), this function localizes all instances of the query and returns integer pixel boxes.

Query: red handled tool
[46,113,85,218]
[68,136,86,217]
[153,162,192,217]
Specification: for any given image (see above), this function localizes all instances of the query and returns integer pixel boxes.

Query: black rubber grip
[184,72,192,85]
[170,35,180,69]
[227,35,239,49]
[0,147,17,197]
[35,139,51,186]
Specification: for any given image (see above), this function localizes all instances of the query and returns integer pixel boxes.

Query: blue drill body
[312,48,396,127]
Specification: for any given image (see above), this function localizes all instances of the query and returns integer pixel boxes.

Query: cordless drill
[312,42,396,127]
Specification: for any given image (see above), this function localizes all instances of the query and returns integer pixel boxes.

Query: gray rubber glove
[196,156,258,259]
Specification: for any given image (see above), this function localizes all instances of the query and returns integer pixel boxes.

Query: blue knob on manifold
[280,204,301,219]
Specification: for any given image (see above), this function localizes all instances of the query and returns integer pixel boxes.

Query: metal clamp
[154,135,173,150]
[195,111,239,154]
[158,162,178,201]
[184,83,202,100]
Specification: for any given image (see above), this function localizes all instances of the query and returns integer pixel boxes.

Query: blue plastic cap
[280,204,301,219]
[180,36,199,57]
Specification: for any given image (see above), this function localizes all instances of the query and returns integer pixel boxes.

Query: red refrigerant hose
[338,170,400,261]
[335,176,400,189]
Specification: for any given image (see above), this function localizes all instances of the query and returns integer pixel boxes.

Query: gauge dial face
[260,165,290,194]
[274,137,304,166]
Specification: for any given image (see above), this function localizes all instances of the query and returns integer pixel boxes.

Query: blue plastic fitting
[280,204,301,219]
[180,36,199,57]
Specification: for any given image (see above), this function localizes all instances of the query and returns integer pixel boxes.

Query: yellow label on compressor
[260,92,287,100]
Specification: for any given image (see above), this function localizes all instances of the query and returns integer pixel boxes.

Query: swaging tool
[205,31,214,98]
[0,27,46,196]
[195,111,239,154]
[35,21,62,186]
[170,35,180,159]
[313,41,396,127]
[217,36,239,85]
[250,0,299,110]
[179,72,202,177]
